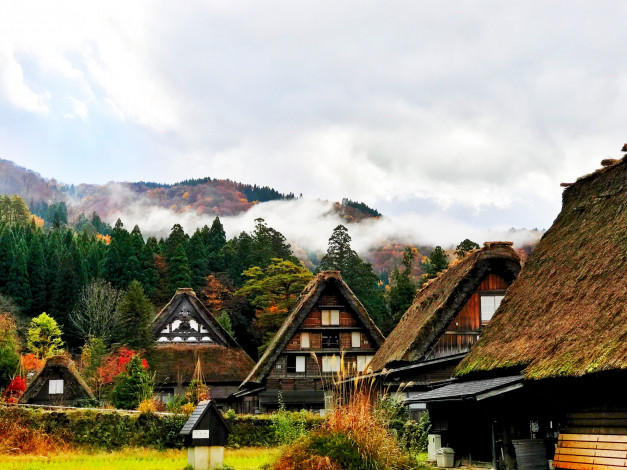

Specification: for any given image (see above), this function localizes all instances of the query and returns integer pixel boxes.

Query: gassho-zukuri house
[369,241,522,418]
[409,152,626,470]
[236,271,386,413]
[149,288,255,409]
[20,355,95,406]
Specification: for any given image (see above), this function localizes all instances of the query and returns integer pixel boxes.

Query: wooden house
[237,271,385,413]
[149,288,255,409]
[412,154,627,470]
[20,355,95,406]
[368,241,521,414]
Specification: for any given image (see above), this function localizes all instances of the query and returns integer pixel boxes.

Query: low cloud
[107,196,543,260]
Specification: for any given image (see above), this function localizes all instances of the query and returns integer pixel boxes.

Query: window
[287,356,306,373]
[321,355,340,372]
[480,295,505,323]
[321,310,340,325]
[351,332,361,348]
[49,379,63,395]
[301,332,310,348]
[356,355,374,372]
[322,332,339,348]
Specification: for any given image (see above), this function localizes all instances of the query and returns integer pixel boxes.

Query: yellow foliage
[182,192,190,199]
[30,215,45,228]
[137,399,157,414]
[181,403,196,416]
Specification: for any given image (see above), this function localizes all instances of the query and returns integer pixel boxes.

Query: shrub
[111,355,153,410]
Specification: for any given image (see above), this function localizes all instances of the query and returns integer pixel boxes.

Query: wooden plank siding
[555,434,627,470]
[428,274,509,359]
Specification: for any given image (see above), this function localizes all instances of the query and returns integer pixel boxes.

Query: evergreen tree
[50,252,80,339]
[207,217,226,271]
[388,247,417,321]
[426,246,449,278]
[6,240,32,312]
[168,244,192,294]
[188,229,209,294]
[455,239,480,259]
[111,355,153,409]
[164,224,189,262]
[116,280,154,351]
[28,234,47,317]
[140,238,159,299]
[320,225,391,332]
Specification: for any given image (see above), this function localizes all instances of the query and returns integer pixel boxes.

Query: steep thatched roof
[240,271,386,387]
[147,344,255,385]
[369,242,521,372]
[20,355,94,403]
[150,288,255,384]
[151,288,241,348]
[457,156,627,379]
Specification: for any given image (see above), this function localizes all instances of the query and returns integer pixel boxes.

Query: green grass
[0,447,281,470]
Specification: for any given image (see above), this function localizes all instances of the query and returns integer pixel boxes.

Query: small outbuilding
[180,400,232,470]
[20,355,94,406]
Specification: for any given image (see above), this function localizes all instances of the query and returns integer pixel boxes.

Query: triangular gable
[369,242,521,372]
[20,355,94,403]
[152,288,240,348]
[240,271,385,387]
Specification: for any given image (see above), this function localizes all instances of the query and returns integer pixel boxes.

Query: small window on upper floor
[321,309,340,326]
[301,332,310,348]
[287,355,306,373]
[480,294,505,324]
[322,332,339,348]
[49,379,64,395]
[351,332,361,348]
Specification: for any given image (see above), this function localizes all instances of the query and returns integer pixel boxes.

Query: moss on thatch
[147,344,255,384]
[457,156,627,379]
[369,243,521,372]
[20,355,95,403]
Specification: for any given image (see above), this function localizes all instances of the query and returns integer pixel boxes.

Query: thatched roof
[240,271,386,387]
[369,242,521,372]
[20,355,94,403]
[151,288,241,348]
[457,156,627,379]
[147,344,255,384]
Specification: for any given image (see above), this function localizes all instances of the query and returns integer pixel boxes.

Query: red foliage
[2,376,27,402]
[96,347,148,385]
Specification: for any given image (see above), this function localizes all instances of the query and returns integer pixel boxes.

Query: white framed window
[480,295,505,323]
[321,355,341,372]
[356,355,374,372]
[351,332,361,348]
[49,379,64,395]
[301,332,310,348]
[296,356,306,373]
[321,309,340,325]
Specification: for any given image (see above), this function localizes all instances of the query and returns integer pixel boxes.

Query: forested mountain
[0,158,378,222]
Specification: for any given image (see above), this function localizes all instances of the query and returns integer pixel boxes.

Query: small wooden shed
[180,400,232,469]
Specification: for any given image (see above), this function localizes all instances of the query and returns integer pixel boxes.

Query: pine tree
[6,240,32,312]
[116,280,154,351]
[188,229,209,294]
[455,239,480,259]
[388,247,417,321]
[320,225,391,332]
[207,217,226,271]
[168,244,192,294]
[427,246,449,278]
[50,252,80,340]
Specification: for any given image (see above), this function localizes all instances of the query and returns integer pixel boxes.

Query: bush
[378,395,431,454]
[227,412,323,448]
[111,355,153,409]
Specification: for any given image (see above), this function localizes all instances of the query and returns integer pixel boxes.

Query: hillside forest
[0,194,482,365]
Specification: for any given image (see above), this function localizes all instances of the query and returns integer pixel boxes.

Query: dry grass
[274,353,410,470]
[0,406,70,455]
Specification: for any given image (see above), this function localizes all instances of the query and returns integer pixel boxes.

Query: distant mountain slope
[0,158,379,222]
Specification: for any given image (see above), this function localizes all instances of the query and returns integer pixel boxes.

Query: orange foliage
[30,214,45,227]
[0,411,70,454]
[182,191,190,199]
[95,233,111,244]
[21,354,44,372]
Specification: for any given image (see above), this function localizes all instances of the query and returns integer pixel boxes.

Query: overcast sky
[1,1,626,236]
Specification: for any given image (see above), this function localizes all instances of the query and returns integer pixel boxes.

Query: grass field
[0,447,281,470]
